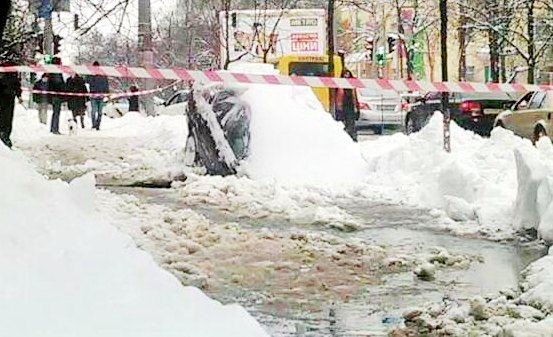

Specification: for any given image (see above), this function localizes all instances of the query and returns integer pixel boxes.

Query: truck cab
[277,55,344,112]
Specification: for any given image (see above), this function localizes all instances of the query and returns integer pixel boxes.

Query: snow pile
[521,247,553,311]
[175,174,363,231]
[512,138,553,242]
[359,113,538,236]
[0,147,268,337]
[14,108,190,185]
[240,84,369,186]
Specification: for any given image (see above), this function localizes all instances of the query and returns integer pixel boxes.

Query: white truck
[219,8,326,67]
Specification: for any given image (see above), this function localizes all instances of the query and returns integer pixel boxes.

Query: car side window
[528,91,547,109]
[166,94,180,106]
[515,92,534,110]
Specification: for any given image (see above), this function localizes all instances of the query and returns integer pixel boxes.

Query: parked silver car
[355,89,407,134]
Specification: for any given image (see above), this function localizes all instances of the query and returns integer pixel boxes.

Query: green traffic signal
[44,54,53,64]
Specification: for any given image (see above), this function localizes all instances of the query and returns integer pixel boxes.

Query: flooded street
[105,186,547,337]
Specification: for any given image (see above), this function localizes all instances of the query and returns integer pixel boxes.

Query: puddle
[104,186,547,336]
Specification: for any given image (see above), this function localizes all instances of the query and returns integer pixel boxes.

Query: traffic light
[44,54,53,64]
[231,13,237,28]
[387,36,398,54]
[53,34,62,55]
[365,37,374,62]
[376,46,386,67]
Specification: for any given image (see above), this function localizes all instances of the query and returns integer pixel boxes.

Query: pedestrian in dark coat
[33,74,50,124]
[128,85,139,113]
[0,62,22,149]
[48,57,66,134]
[66,74,88,128]
[335,70,360,142]
[87,61,110,130]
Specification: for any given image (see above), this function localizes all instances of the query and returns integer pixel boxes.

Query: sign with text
[291,33,319,52]
[219,9,326,66]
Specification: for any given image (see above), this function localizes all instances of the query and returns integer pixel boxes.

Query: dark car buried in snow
[405,92,518,136]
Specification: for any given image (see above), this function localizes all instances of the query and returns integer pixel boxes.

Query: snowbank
[359,113,538,237]
[0,146,267,337]
[14,108,190,184]
[511,138,553,242]
[241,84,369,185]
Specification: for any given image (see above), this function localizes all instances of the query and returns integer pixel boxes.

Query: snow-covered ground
[11,79,553,335]
[0,145,268,337]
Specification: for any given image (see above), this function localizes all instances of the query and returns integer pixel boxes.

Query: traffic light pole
[440,0,450,153]
[327,0,335,116]
[138,0,155,117]
[44,0,53,56]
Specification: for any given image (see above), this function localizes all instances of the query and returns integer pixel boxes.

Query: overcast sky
[52,0,178,39]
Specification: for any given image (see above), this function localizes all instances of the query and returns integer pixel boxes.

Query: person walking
[335,70,360,142]
[88,61,110,130]
[0,62,22,148]
[66,74,88,128]
[128,85,139,113]
[48,57,66,135]
[33,74,49,124]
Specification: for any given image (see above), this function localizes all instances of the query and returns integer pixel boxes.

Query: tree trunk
[0,0,10,44]
[486,0,500,83]
[527,0,536,84]
[223,1,231,70]
[458,4,467,81]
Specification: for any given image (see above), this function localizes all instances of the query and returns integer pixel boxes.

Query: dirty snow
[0,145,268,337]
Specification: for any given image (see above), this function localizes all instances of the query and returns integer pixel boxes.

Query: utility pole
[139,0,155,116]
[440,0,450,152]
[44,0,54,57]
[327,0,335,116]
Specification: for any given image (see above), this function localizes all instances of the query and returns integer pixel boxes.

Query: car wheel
[534,125,548,144]
[406,115,417,135]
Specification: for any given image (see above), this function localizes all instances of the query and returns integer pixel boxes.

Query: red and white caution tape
[22,80,182,99]
[1,64,550,93]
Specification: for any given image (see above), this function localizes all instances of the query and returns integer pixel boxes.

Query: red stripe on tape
[204,71,223,82]
[486,83,502,92]
[320,77,338,88]
[432,82,449,92]
[458,82,474,92]
[173,68,193,81]
[376,79,394,90]
[291,76,308,86]
[348,78,365,89]
[512,83,526,92]
[147,68,164,79]
[262,75,280,85]
[405,81,421,91]
[231,73,252,84]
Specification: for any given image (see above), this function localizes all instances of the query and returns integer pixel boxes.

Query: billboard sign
[220,9,326,65]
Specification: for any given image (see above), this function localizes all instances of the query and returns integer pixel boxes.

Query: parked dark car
[405,92,518,136]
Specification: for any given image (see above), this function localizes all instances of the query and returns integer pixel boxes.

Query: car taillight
[359,102,370,110]
[460,101,483,117]
[401,102,410,111]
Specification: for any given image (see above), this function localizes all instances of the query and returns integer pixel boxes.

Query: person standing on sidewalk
[0,62,22,148]
[66,74,88,128]
[48,57,66,135]
[128,85,140,113]
[335,70,360,142]
[88,61,110,130]
[33,74,49,124]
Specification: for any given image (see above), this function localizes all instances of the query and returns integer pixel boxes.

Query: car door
[517,91,547,139]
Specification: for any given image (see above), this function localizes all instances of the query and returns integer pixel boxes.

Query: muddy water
[106,187,546,337]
